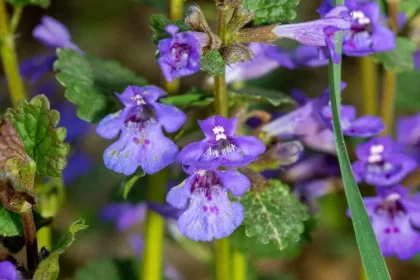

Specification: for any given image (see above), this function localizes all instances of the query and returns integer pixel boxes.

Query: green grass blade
[329,1,391,279]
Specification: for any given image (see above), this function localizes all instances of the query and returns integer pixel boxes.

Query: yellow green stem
[0,0,26,106]
[232,248,246,280]
[359,56,378,116]
[140,170,169,280]
[37,226,52,250]
[380,70,396,135]
[215,238,231,280]
[169,0,184,21]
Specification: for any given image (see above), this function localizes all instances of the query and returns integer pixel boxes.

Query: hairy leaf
[5,95,69,177]
[55,49,146,123]
[374,37,416,72]
[73,257,137,280]
[0,206,22,237]
[243,0,300,25]
[6,0,49,8]
[200,51,225,76]
[33,219,88,280]
[229,87,295,107]
[230,226,303,259]
[0,116,27,173]
[238,179,308,250]
[150,14,190,44]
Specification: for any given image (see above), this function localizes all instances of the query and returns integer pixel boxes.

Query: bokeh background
[1,0,420,279]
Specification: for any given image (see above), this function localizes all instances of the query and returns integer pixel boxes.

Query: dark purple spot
[144,139,151,145]
[202,206,208,212]
[393,227,400,233]
[384,228,391,234]
[133,137,139,143]
[210,206,219,215]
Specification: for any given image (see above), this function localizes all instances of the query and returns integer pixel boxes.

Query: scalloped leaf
[5,95,69,177]
[237,177,308,250]
[200,50,225,76]
[54,49,147,123]
[33,219,88,280]
[243,0,300,25]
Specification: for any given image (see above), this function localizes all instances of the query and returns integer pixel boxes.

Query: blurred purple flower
[158,25,202,82]
[97,85,186,175]
[63,151,94,185]
[318,0,395,56]
[288,45,330,68]
[295,177,341,212]
[262,84,384,153]
[166,169,250,241]
[101,202,147,231]
[0,261,17,280]
[355,186,420,260]
[414,50,420,70]
[148,202,185,220]
[177,115,265,169]
[352,136,417,187]
[396,114,420,163]
[272,6,352,63]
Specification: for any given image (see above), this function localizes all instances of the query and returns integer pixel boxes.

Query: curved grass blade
[329,1,391,279]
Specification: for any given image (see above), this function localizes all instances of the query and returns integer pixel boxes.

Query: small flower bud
[220,43,254,65]
[227,6,254,34]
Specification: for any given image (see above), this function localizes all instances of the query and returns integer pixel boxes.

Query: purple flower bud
[354,186,420,260]
[272,6,352,63]
[158,25,202,82]
[414,50,420,70]
[166,169,250,241]
[352,136,417,187]
[0,261,17,280]
[33,16,83,53]
[396,114,420,163]
[318,0,395,56]
[101,202,147,231]
[289,45,330,68]
[96,85,186,175]
[178,115,266,169]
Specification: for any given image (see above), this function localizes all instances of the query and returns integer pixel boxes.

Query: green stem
[232,248,246,280]
[215,238,231,280]
[141,170,169,280]
[380,70,396,135]
[359,56,378,116]
[169,0,184,21]
[10,6,22,33]
[214,5,231,280]
[37,226,52,250]
[0,0,26,106]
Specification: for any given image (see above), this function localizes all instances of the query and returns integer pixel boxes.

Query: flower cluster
[166,116,265,241]
[96,85,186,175]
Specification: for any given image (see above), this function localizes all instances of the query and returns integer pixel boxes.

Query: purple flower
[178,116,266,169]
[97,85,186,175]
[352,136,417,187]
[318,0,395,56]
[33,16,82,53]
[295,177,340,212]
[289,45,330,68]
[101,202,147,231]
[20,16,82,84]
[158,25,201,82]
[358,186,420,260]
[396,114,420,163]
[166,169,250,241]
[272,6,352,63]
[148,202,185,220]
[262,84,384,147]
[285,154,340,183]
[0,261,17,280]
[63,151,93,185]
[414,50,420,70]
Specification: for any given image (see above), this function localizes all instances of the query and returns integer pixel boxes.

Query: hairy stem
[214,5,232,280]
[232,248,246,280]
[360,56,378,115]
[0,0,26,106]
[21,210,38,274]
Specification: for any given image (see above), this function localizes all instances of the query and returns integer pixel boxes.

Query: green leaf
[121,172,145,199]
[396,70,420,111]
[243,0,300,25]
[6,0,49,8]
[0,206,22,237]
[160,90,214,107]
[230,226,303,259]
[200,51,225,76]
[55,49,147,123]
[33,219,88,280]
[73,257,137,280]
[150,14,190,44]
[238,179,308,250]
[374,37,416,72]
[6,95,70,177]
[229,87,295,107]
[328,12,391,279]
[0,116,27,173]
